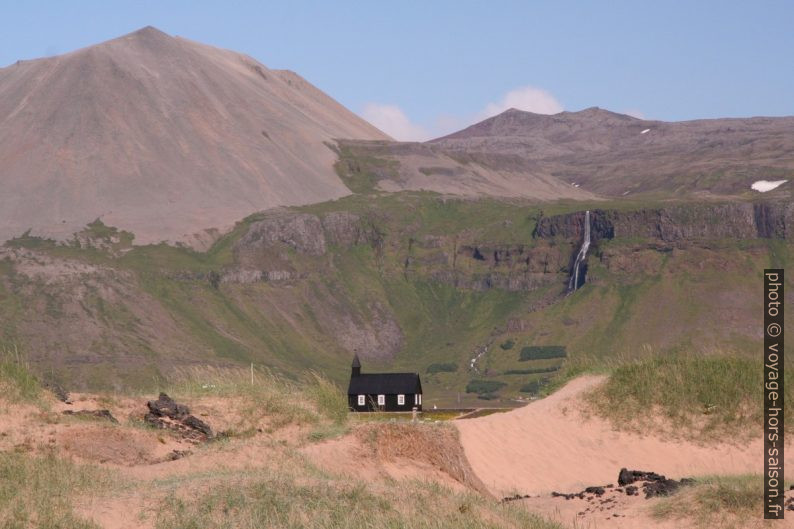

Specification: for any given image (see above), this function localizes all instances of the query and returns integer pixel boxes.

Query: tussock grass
[303,371,349,425]
[652,474,792,528]
[587,352,793,439]
[0,451,113,528]
[154,459,560,529]
[163,365,348,435]
[0,343,40,403]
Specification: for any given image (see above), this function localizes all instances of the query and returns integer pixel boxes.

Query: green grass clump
[519,380,546,395]
[0,344,40,403]
[519,346,567,361]
[165,366,332,431]
[3,230,57,250]
[465,380,506,395]
[0,451,112,528]
[499,339,515,350]
[153,465,561,529]
[504,366,560,375]
[303,372,349,425]
[652,474,793,528]
[331,142,400,194]
[426,362,458,374]
[307,422,350,442]
[590,354,793,437]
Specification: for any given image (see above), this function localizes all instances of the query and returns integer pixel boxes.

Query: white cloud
[477,86,563,120]
[360,103,430,141]
[360,85,564,142]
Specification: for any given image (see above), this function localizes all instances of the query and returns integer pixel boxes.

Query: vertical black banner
[765,269,784,519]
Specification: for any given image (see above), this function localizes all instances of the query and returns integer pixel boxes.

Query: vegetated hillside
[1,191,791,404]
[337,107,794,199]
[0,26,388,248]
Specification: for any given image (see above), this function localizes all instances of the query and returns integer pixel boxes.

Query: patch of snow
[622,191,630,196]
[640,128,650,134]
[751,180,787,192]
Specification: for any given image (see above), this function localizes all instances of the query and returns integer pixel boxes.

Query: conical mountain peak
[0,28,388,247]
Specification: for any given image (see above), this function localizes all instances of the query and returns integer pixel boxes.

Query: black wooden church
[347,354,423,412]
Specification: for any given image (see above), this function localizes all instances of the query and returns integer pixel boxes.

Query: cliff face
[230,211,569,293]
[3,194,792,392]
[534,202,794,243]
[228,200,794,302]
[235,210,383,263]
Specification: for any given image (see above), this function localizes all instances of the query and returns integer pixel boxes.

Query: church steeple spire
[351,353,361,377]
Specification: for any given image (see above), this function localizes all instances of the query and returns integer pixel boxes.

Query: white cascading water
[567,210,591,293]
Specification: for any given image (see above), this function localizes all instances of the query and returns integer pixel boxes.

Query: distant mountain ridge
[426,107,794,196]
[336,106,794,200]
[0,26,388,247]
[2,26,792,249]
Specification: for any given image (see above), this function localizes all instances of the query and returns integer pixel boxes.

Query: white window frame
[357,395,365,406]
[418,394,422,405]
[397,394,405,406]
[414,394,418,405]
[377,394,385,406]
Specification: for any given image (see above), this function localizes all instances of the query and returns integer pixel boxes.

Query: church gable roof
[347,373,421,395]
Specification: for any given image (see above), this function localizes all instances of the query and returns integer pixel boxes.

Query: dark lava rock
[618,468,666,486]
[554,469,697,504]
[146,393,190,420]
[617,468,695,498]
[553,484,609,501]
[552,491,575,500]
[642,478,693,498]
[44,381,72,404]
[144,393,213,441]
[500,494,531,503]
[62,409,118,423]
[182,415,213,437]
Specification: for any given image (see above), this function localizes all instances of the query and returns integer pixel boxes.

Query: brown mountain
[0,26,388,247]
[338,107,794,199]
[432,107,794,196]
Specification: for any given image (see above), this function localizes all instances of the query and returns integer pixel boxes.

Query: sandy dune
[456,375,791,497]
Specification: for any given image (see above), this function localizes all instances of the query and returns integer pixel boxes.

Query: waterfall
[567,210,591,293]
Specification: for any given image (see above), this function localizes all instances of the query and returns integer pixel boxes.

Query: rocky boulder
[238,212,327,256]
[144,393,213,441]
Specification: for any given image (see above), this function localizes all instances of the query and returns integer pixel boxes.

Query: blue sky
[1,1,792,140]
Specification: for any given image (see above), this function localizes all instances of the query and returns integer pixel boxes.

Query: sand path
[456,375,792,497]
